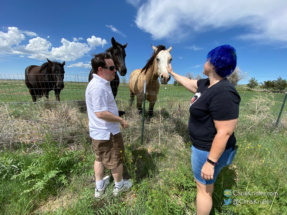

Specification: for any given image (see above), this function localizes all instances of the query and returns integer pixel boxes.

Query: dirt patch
[36,193,77,213]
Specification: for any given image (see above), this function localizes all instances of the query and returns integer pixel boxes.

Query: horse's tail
[25,66,35,89]
[88,69,93,82]
[25,66,31,85]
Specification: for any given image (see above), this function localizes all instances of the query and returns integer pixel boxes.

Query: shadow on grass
[212,166,237,215]
[123,147,165,183]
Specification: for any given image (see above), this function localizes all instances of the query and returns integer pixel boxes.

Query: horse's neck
[106,49,116,64]
[145,61,158,85]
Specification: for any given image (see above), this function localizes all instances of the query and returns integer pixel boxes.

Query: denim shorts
[191,145,238,185]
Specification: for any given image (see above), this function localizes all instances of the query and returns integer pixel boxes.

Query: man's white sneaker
[95,175,110,198]
[113,179,133,196]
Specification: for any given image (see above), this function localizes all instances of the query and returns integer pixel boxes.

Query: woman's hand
[167,63,173,74]
[201,162,215,181]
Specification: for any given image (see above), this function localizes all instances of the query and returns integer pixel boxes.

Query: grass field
[0,79,287,214]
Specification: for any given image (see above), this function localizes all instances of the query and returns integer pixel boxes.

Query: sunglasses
[102,66,116,71]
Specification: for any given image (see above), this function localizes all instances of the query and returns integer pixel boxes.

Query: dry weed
[239,94,276,131]
[0,102,87,147]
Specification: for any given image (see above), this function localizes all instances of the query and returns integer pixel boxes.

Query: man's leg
[94,160,104,181]
[111,163,123,182]
[195,179,214,215]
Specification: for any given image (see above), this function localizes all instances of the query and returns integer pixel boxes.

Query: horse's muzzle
[160,75,171,84]
[119,68,127,76]
[56,83,64,90]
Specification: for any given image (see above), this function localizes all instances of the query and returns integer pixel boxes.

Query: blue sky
[1,0,287,84]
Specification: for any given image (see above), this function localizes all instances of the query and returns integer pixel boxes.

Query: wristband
[207,158,218,166]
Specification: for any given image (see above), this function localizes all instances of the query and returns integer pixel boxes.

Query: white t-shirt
[85,74,120,140]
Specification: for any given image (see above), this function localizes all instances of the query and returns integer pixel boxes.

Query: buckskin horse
[25,59,65,102]
[129,45,172,117]
[88,37,127,98]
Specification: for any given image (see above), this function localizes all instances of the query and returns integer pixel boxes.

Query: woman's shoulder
[197,78,209,88]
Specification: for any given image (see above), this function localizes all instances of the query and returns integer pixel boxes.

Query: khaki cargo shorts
[92,132,125,169]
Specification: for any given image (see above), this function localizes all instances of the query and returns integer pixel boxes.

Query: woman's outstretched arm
[167,63,198,94]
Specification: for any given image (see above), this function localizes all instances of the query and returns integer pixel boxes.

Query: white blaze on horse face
[156,49,172,84]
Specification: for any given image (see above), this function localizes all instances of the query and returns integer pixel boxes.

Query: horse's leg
[129,90,135,107]
[29,89,37,102]
[45,90,49,100]
[148,95,157,118]
[137,95,143,115]
[55,89,61,101]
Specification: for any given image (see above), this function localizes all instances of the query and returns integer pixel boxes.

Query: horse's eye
[156,58,160,62]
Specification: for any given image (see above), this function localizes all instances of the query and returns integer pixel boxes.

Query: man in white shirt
[85,53,132,198]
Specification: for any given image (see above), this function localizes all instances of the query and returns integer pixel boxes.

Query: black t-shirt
[188,78,241,151]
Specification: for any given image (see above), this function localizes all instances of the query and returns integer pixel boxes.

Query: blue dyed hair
[206,45,237,78]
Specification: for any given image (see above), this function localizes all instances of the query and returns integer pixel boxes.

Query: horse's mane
[141,45,166,74]
[39,62,49,73]
[39,61,61,73]
[105,42,125,53]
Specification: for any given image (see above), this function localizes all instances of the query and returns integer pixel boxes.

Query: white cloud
[0,27,108,62]
[87,36,107,48]
[185,45,203,51]
[67,62,91,68]
[78,37,83,40]
[126,0,141,7]
[47,38,91,61]
[23,31,37,37]
[178,56,183,59]
[0,27,25,53]
[106,25,127,38]
[135,0,287,43]
[25,37,51,52]
[191,65,201,69]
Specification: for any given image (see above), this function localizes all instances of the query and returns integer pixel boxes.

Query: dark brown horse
[88,37,127,98]
[25,58,65,102]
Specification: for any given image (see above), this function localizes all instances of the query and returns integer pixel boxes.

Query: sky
[1,0,287,84]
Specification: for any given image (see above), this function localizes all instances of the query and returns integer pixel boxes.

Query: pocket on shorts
[92,137,113,152]
[226,145,238,165]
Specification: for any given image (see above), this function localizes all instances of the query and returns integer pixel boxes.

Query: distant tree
[195,74,202,80]
[273,77,287,92]
[121,76,127,85]
[247,77,258,89]
[260,80,274,91]
[227,67,247,86]
[185,72,194,79]
[174,80,182,86]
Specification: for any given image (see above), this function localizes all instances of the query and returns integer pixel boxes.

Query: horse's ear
[123,43,128,49]
[152,45,157,52]
[111,37,117,47]
[62,61,65,66]
[47,58,53,66]
[167,46,172,52]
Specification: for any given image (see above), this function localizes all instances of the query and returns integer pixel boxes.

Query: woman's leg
[195,179,214,215]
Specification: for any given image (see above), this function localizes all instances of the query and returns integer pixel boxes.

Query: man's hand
[120,119,128,129]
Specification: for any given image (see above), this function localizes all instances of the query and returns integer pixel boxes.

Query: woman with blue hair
[167,45,240,215]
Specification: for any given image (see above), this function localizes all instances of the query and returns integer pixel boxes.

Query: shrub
[247,77,258,89]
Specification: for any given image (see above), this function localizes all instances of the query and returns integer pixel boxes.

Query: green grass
[0,80,287,214]
[1,80,286,116]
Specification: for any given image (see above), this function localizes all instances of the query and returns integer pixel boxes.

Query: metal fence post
[276,91,287,126]
[141,81,146,145]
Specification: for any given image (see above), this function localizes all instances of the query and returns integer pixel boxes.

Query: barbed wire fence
[0,75,286,149]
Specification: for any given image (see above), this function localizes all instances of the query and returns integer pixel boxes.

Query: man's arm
[96,111,128,128]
